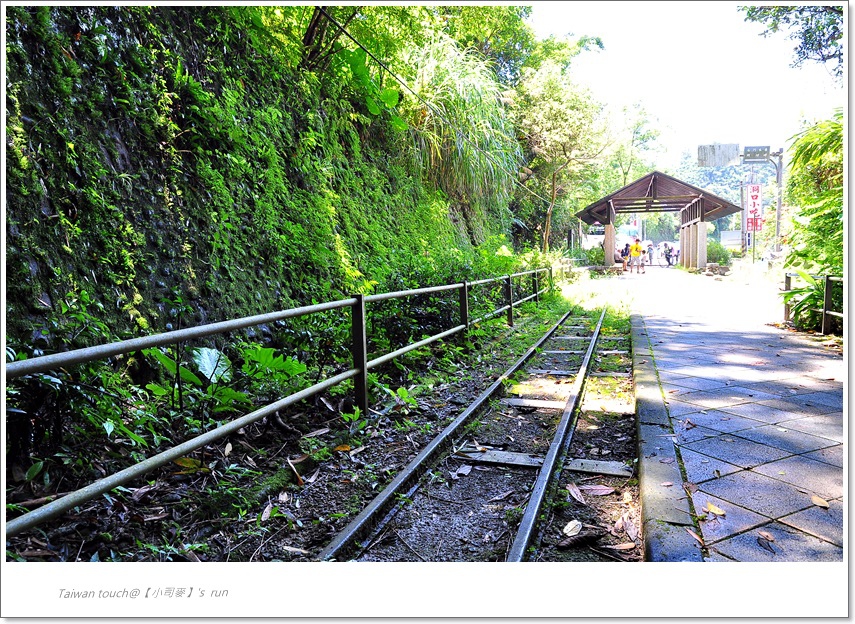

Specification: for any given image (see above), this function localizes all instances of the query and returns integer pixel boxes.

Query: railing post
[505,275,514,327]
[533,271,539,303]
[351,294,369,415]
[459,281,469,330]
[784,274,792,323]
[822,275,833,335]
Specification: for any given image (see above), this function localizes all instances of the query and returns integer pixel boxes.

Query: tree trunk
[541,159,571,254]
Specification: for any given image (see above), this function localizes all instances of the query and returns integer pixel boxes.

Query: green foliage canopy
[739,5,844,79]
[784,108,843,273]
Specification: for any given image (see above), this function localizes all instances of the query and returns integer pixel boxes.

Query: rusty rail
[5,267,552,537]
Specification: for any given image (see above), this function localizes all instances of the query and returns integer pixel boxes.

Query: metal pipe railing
[5,368,359,537]
[782,272,843,335]
[5,267,552,536]
[6,298,358,380]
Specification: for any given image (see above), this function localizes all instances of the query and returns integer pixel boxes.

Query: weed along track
[315,307,641,562]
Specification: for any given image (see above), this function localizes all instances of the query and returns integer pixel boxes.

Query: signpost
[699,143,784,254]
[742,147,784,252]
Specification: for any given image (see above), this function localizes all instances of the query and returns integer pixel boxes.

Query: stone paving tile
[752,455,844,500]
[779,498,844,547]
[802,444,843,468]
[691,490,769,545]
[706,521,843,562]
[656,371,691,384]
[682,434,791,469]
[671,422,720,445]
[703,549,736,562]
[718,402,804,424]
[755,397,840,416]
[663,398,708,419]
[677,386,781,410]
[673,410,758,434]
[699,470,815,519]
[795,391,843,411]
[773,376,843,395]
[737,378,831,398]
[660,376,730,393]
[676,447,741,484]
[660,382,697,397]
[731,424,838,456]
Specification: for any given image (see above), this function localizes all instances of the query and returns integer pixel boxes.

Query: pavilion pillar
[696,221,708,268]
[604,224,616,265]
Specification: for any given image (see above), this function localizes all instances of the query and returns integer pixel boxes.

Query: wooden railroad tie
[454,446,632,478]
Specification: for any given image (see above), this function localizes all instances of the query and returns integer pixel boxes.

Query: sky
[527,1,845,169]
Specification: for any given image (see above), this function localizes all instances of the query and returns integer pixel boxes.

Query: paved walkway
[612,262,844,562]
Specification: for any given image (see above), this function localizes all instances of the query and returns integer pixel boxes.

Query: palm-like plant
[401,35,522,241]
[785,108,843,273]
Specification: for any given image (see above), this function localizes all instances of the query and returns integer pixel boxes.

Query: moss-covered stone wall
[6,6,486,352]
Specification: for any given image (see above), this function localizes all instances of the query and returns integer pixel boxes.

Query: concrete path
[610,262,844,562]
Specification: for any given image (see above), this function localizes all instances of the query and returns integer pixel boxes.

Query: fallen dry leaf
[456,464,473,477]
[686,528,704,546]
[758,530,775,542]
[488,489,515,503]
[625,519,638,542]
[556,531,602,550]
[286,457,304,486]
[578,484,615,496]
[705,502,726,516]
[661,481,673,487]
[303,467,320,484]
[302,427,330,438]
[604,542,636,551]
[811,495,830,509]
[622,491,632,503]
[562,520,583,537]
[282,546,310,555]
[757,537,776,554]
[566,482,586,504]
[224,442,232,457]
[261,501,273,522]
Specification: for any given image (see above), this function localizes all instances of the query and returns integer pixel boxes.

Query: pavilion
[575,171,742,268]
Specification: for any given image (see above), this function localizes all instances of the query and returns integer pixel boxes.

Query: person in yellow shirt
[629,238,645,274]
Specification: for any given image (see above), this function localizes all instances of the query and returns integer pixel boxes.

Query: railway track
[315,306,638,562]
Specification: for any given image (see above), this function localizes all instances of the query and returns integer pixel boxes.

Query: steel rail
[5,368,359,537]
[5,299,358,380]
[316,307,576,561]
[506,307,607,562]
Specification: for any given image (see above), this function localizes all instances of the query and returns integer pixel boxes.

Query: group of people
[615,239,678,273]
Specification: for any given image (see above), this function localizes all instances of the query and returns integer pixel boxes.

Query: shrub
[707,239,732,265]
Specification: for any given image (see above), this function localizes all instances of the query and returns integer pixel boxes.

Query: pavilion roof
[575,170,742,225]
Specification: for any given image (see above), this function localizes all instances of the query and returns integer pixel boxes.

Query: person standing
[629,238,644,274]
[647,243,655,266]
